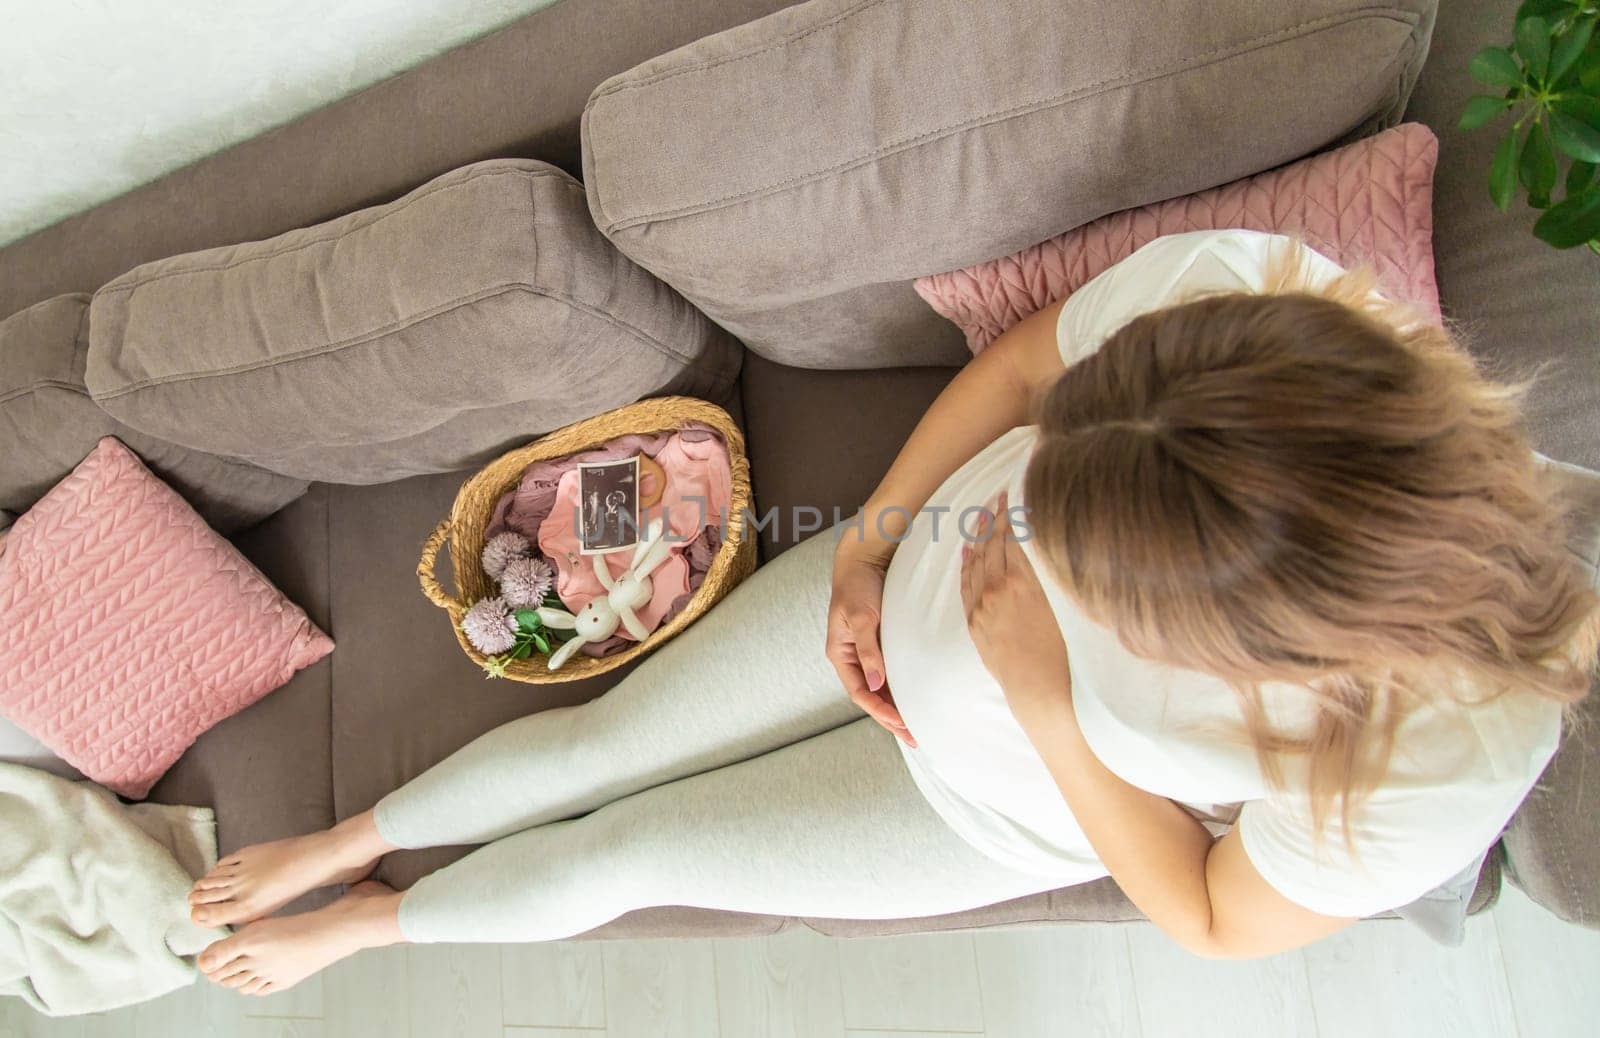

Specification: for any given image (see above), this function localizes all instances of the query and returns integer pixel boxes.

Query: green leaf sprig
[482,590,576,678]
[1461,0,1600,251]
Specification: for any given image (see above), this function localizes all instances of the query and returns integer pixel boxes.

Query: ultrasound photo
[578,455,641,555]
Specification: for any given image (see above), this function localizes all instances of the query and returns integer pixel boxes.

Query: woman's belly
[881,539,1031,791]
[877,429,1029,751]
[876,428,1102,876]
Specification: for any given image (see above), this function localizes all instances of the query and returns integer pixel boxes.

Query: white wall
[0,0,562,246]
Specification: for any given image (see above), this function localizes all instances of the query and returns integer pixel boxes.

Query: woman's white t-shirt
[878,229,1562,919]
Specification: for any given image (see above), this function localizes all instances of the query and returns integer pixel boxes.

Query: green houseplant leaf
[1460,95,1514,131]
[1555,94,1600,127]
[1582,48,1600,92]
[1515,15,1552,82]
[1490,125,1524,212]
[1550,17,1596,84]
[1469,46,1525,90]
[1520,121,1559,205]
[1569,159,1598,194]
[1550,98,1600,162]
[1468,3,1600,251]
[1533,186,1600,247]
[1517,0,1577,18]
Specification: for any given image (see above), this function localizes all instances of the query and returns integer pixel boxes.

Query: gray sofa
[1,0,1597,940]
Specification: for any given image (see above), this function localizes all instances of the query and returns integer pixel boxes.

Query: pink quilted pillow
[0,438,332,798]
[916,124,1440,353]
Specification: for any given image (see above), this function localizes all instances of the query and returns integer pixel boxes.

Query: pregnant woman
[188,230,1599,994]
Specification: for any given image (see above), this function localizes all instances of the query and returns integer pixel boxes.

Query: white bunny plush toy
[536,518,676,670]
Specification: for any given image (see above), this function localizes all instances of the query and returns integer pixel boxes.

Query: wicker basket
[417,397,756,683]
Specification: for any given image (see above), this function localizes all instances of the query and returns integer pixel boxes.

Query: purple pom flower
[501,556,556,608]
[462,596,518,655]
[481,531,531,581]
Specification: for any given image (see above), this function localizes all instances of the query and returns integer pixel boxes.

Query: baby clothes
[485,425,733,655]
[540,429,732,635]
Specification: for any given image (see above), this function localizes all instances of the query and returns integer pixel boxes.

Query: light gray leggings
[374,531,1062,943]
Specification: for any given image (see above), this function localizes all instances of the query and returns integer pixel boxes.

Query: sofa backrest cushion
[0,295,307,534]
[0,0,801,324]
[581,0,1438,369]
[86,160,742,485]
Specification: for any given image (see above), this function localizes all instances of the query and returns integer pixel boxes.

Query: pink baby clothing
[538,473,692,639]
[536,429,733,642]
[482,425,733,657]
[486,424,725,552]
[648,431,734,541]
[486,431,673,547]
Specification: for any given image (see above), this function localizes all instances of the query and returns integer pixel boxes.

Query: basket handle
[418,518,461,612]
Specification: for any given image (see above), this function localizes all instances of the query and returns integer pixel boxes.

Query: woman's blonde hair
[1023,245,1600,842]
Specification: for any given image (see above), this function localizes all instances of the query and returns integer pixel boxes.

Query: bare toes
[193,872,238,891]
[210,958,254,984]
[202,901,265,928]
[192,905,231,927]
[198,937,248,973]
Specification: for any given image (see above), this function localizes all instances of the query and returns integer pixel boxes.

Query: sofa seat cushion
[583,0,1437,369]
[1501,456,1600,926]
[0,294,307,533]
[802,852,1501,937]
[86,160,742,485]
[303,356,1521,938]
[322,471,787,939]
[147,484,336,911]
[316,391,931,935]
[740,354,961,560]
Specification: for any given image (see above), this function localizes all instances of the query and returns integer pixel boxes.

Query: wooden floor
[3,884,1593,1038]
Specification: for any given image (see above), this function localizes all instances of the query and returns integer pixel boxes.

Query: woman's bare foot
[189,812,393,928]
[198,880,405,996]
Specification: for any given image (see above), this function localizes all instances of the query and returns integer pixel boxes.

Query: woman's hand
[815,300,1068,747]
[827,540,916,747]
[959,494,1073,727]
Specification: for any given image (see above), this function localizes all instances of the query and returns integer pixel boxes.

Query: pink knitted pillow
[0,438,332,798]
[915,124,1440,353]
